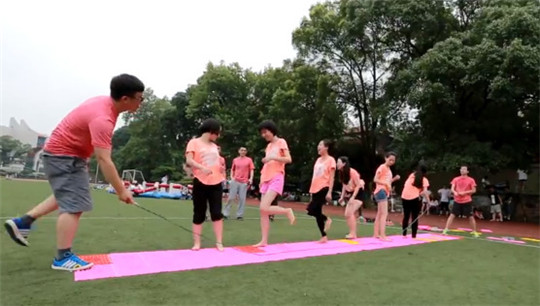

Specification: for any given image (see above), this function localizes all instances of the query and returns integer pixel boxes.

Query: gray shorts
[43,153,92,213]
[490,204,502,214]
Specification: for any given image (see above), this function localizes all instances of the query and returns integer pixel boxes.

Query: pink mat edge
[74,233,460,282]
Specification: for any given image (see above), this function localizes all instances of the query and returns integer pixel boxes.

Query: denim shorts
[374,189,388,203]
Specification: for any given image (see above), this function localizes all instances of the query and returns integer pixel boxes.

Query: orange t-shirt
[309,156,336,194]
[373,164,393,194]
[401,173,430,200]
[185,138,225,185]
[260,138,289,183]
[344,168,362,192]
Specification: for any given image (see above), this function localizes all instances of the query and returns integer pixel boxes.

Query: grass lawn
[1,179,539,306]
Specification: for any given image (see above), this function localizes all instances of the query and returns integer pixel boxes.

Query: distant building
[0,118,48,172]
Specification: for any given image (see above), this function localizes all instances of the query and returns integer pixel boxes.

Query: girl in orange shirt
[307,140,336,243]
[400,164,429,238]
[253,120,295,247]
[337,156,365,239]
[372,152,400,241]
[185,119,226,251]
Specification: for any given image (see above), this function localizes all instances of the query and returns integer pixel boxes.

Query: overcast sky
[1,0,320,135]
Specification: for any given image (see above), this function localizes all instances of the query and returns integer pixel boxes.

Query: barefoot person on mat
[4,74,144,271]
[337,156,365,239]
[307,140,336,243]
[185,119,226,251]
[253,120,295,247]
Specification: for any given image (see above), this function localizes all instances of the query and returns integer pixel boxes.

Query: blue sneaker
[51,252,94,272]
[4,218,31,246]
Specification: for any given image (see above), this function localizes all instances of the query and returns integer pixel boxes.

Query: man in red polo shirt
[443,165,480,237]
[4,74,145,271]
[223,147,254,220]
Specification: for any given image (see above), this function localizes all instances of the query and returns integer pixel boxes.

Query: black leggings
[307,187,329,237]
[402,198,422,238]
[192,178,223,224]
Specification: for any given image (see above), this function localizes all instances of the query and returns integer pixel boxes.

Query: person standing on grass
[307,140,336,243]
[372,152,400,241]
[442,166,480,237]
[4,74,144,272]
[401,164,430,238]
[185,119,226,251]
[223,147,255,221]
[336,156,365,239]
[253,120,296,247]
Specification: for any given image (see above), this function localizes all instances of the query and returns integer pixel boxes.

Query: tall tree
[393,0,540,170]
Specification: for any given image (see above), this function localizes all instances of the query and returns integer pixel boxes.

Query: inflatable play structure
[106,169,192,200]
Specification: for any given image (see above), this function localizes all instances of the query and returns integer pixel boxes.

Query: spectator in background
[481,176,490,190]
[438,185,451,216]
[502,187,514,221]
[487,185,503,222]
[517,169,528,193]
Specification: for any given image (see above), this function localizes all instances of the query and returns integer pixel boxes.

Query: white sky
[1,0,320,135]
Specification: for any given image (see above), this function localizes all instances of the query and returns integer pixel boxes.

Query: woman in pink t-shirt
[307,140,336,243]
[337,156,365,239]
[400,163,429,238]
[185,119,226,251]
[372,152,400,241]
[253,120,296,247]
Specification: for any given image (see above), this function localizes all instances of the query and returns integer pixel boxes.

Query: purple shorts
[260,174,285,195]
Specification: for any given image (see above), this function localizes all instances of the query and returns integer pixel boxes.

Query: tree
[392,0,540,170]
[292,0,456,176]
[0,136,31,165]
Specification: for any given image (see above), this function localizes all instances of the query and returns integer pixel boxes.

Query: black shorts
[344,189,364,202]
[452,202,473,217]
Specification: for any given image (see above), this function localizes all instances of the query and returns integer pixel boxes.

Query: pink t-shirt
[232,156,255,183]
[309,156,336,194]
[44,96,119,159]
[260,138,289,183]
[401,173,430,200]
[451,176,476,204]
[344,168,362,192]
[373,164,392,194]
[185,138,225,185]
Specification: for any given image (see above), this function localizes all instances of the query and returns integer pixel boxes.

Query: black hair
[199,118,221,135]
[338,156,351,184]
[110,74,145,100]
[320,139,334,154]
[258,120,278,136]
[385,151,397,158]
[412,163,428,189]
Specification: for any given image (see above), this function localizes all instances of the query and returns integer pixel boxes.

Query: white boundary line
[2,214,539,249]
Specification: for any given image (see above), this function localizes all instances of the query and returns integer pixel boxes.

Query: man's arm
[95,148,124,194]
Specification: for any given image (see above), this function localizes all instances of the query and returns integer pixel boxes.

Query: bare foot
[287,208,296,225]
[345,234,356,239]
[378,236,392,242]
[252,241,267,247]
[216,243,224,252]
[318,236,328,243]
[191,243,201,251]
[324,218,332,232]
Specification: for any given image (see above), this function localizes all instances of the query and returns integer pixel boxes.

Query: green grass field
[1,180,539,306]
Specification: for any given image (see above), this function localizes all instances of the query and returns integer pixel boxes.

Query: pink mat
[74,234,461,282]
